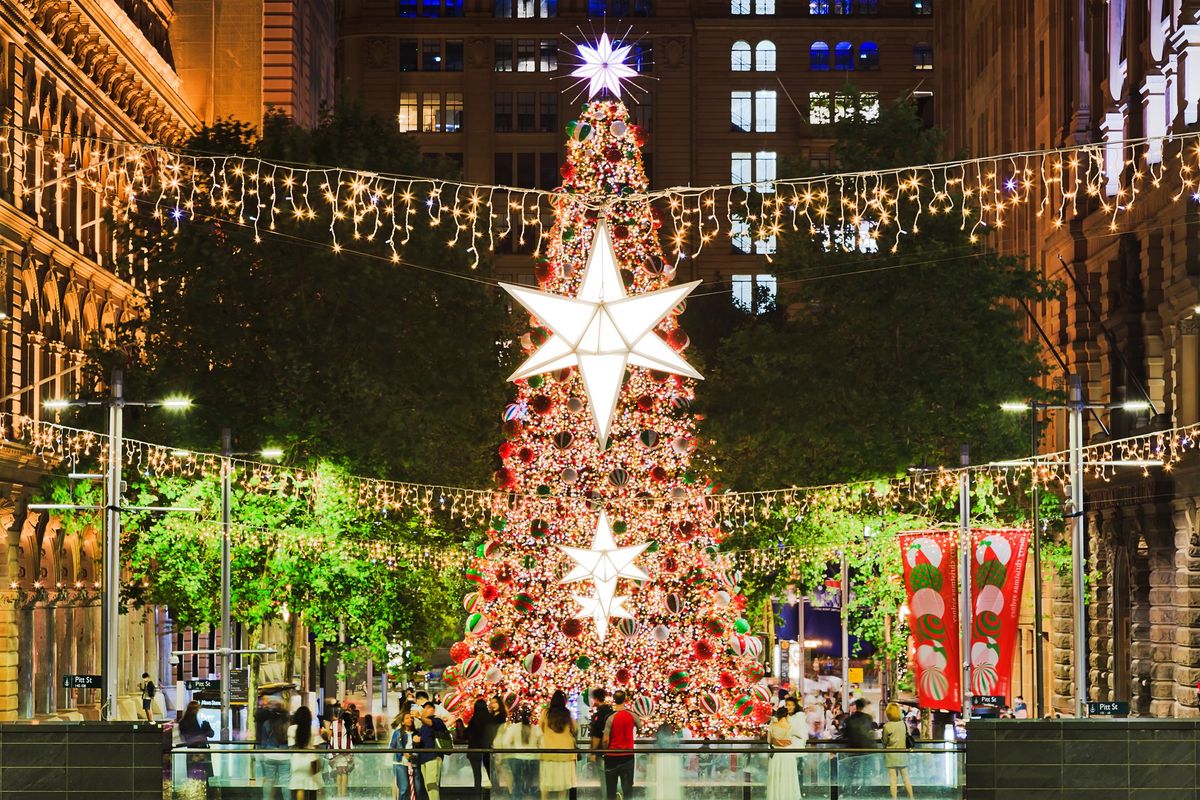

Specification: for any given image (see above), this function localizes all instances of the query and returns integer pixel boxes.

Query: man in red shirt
[601,690,637,800]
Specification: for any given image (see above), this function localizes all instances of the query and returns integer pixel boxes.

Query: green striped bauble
[914,613,947,641]
[909,563,943,592]
[514,592,534,614]
[973,610,1003,639]
[977,559,1007,588]
[667,669,689,692]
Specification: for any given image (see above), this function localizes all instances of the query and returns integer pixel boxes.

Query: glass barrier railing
[166,742,964,799]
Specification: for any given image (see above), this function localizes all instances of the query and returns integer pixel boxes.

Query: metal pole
[840,550,850,712]
[1030,406,1045,719]
[1068,375,1087,717]
[101,369,124,721]
[798,596,806,699]
[220,428,232,741]
[959,444,971,719]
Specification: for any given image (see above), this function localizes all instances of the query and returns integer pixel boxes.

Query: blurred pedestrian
[539,691,577,800]
[468,697,499,795]
[328,703,357,798]
[289,705,324,800]
[138,673,156,722]
[415,701,450,800]
[881,703,914,800]
[496,705,540,800]
[767,707,800,800]
[601,690,636,800]
[178,701,214,781]
[255,698,292,800]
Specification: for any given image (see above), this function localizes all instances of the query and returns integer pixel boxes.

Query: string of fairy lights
[7,122,1200,277]
[12,410,1199,532]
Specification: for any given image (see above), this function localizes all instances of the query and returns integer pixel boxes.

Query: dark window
[810,41,830,70]
[643,153,653,183]
[630,93,652,131]
[423,41,442,70]
[832,0,851,12]
[857,0,877,12]
[859,41,879,70]
[444,153,464,171]
[913,42,933,69]
[517,153,537,187]
[399,39,418,71]
[446,40,464,71]
[495,40,513,71]
[834,41,854,70]
[495,92,514,132]
[630,41,653,72]
[495,0,512,15]
[633,0,652,15]
[540,93,558,132]
[494,153,514,184]
[590,0,651,14]
[517,92,536,132]
[422,0,440,16]
[398,0,418,16]
[612,0,629,15]
[540,153,559,189]
[588,0,606,14]
[913,0,931,15]
[446,0,463,14]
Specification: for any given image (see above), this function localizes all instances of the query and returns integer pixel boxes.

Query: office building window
[857,0,878,12]
[755,90,776,132]
[630,94,653,131]
[755,0,774,12]
[859,41,879,70]
[834,41,854,70]
[833,91,879,121]
[399,40,418,71]
[398,0,418,16]
[518,40,537,71]
[732,0,773,14]
[914,42,934,69]
[731,0,750,12]
[517,153,536,187]
[422,93,439,132]
[731,218,752,253]
[731,273,777,312]
[495,40,514,71]
[809,92,832,124]
[755,41,776,71]
[517,92,536,132]
[731,152,752,185]
[541,40,558,71]
[399,0,462,16]
[495,93,514,132]
[495,152,514,184]
[809,0,829,13]
[732,40,751,71]
[423,41,442,71]
[731,92,752,132]
[629,41,653,72]
[496,0,557,17]
[398,93,418,132]
[540,152,559,189]
[810,41,830,71]
[540,92,558,131]
[913,0,931,15]
[755,151,776,192]
[590,0,652,14]
[443,93,463,131]
[446,40,464,71]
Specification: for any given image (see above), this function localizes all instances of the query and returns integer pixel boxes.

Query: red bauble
[752,702,773,725]
[718,671,738,689]
[562,618,583,638]
[450,642,471,664]
[502,420,523,438]
[530,395,553,415]
[498,442,514,459]
[613,225,629,240]
[650,465,668,482]
[661,555,678,573]
[518,447,535,463]
[666,327,690,351]
[494,467,515,489]
[534,261,555,284]
[634,127,647,147]
[649,370,669,383]
[481,584,499,602]
[637,394,655,412]
[560,162,574,180]
[615,667,631,684]
[496,564,514,584]
[678,520,696,539]
[554,367,574,381]
[488,632,510,653]
[693,640,715,661]
[604,145,622,162]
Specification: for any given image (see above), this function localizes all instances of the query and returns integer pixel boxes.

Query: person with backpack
[601,690,636,800]
[881,703,915,800]
[255,698,292,800]
[587,688,614,798]
[137,673,156,722]
[414,700,451,800]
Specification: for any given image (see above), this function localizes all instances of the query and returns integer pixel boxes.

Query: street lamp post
[958,445,972,719]
[43,368,191,720]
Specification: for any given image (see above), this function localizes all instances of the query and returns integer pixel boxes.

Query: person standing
[843,699,877,749]
[390,712,420,800]
[601,690,636,800]
[255,698,292,800]
[881,703,915,800]
[328,704,357,799]
[539,690,577,800]
[496,705,540,800]
[415,701,450,800]
[587,689,614,798]
[766,708,801,800]
[645,722,681,800]
[289,705,324,800]
[178,701,214,782]
[137,673,156,722]
[468,697,499,796]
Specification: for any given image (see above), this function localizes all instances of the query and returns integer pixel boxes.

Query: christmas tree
[445,38,769,735]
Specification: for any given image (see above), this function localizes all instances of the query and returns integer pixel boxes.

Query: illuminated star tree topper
[571,33,638,99]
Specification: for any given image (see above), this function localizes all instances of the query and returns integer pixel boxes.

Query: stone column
[1145,515,1178,717]
[1173,497,1200,716]
[0,523,21,720]
[1101,108,1127,197]
[1172,6,1200,127]
[1051,559,1077,712]
[1088,513,1115,702]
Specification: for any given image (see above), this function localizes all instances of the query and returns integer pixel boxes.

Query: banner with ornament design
[898,531,961,712]
[968,528,1031,703]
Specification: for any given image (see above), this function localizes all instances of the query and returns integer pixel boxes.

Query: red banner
[899,531,961,712]
[968,528,1031,703]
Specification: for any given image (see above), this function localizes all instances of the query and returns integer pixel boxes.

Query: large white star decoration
[500,221,701,447]
[558,510,649,640]
[571,33,638,100]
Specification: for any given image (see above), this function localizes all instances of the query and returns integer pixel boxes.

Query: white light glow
[572,34,638,99]
[558,510,650,640]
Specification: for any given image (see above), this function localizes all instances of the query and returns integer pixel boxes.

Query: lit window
[755,151,776,192]
[834,42,854,70]
[809,92,831,124]
[755,90,776,132]
[731,0,750,13]
[496,0,556,17]
[914,42,934,69]
[861,91,880,120]
[859,41,879,70]
[833,91,879,121]
[517,40,537,72]
[731,218,751,253]
[443,93,463,132]
[756,233,777,256]
[423,41,442,71]
[913,0,931,15]
[732,273,777,313]
[810,41,830,71]
[755,0,774,13]
[731,152,752,185]
[732,41,752,71]
[398,93,418,132]
[540,40,558,71]
[422,92,440,131]
[731,92,752,132]
[755,41,776,71]
[809,0,830,13]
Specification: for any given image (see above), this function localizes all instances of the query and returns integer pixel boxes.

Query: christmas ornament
[463,592,482,613]
[575,655,593,670]
[699,692,721,715]
[571,34,638,99]
[652,624,671,642]
[514,592,535,614]
[444,691,469,714]
[459,658,484,680]
[450,642,470,664]
[523,653,544,675]
[733,695,754,717]
[558,510,649,640]
[667,669,689,692]
[485,667,503,684]
[632,696,655,719]
[465,613,490,636]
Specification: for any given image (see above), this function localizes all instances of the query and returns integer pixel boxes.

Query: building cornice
[15,0,201,142]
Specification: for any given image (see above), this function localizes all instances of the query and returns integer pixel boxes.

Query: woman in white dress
[767,707,801,800]
[645,723,682,800]
[288,705,324,799]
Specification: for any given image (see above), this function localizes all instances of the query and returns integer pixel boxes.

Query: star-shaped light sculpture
[571,33,638,99]
[500,222,702,447]
[558,511,650,640]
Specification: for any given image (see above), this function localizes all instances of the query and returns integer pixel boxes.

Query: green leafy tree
[698,94,1054,489]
